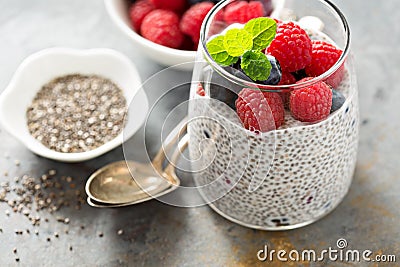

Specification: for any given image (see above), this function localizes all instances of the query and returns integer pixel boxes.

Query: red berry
[141,10,183,49]
[278,92,290,109]
[278,72,296,108]
[223,1,264,25]
[149,0,186,13]
[236,88,284,132]
[196,83,206,96]
[214,9,225,22]
[305,40,345,88]
[267,22,312,72]
[290,78,332,122]
[180,34,196,51]
[209,20,227,37]
[180,2,215,45]
[279,71,297,85]
[129,0,155,31]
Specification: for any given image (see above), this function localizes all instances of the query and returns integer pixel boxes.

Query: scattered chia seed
[26,74,127,153]
[13,248,17,254]
[15,258,20,262]
[98,232,104,238]
[2,167,91,258]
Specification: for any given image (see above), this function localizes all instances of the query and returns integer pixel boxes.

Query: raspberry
[196,83,206,96]
[209,20,226,37]
[180,2,215,45]
[290,78,332,122]
[278,72,296,108]
[141,10,183,49]
[266,22,312,72]
[278,92,290,109]
[223,1,264,25]
[180,35,196,51]
[236,88,284,132]
[129,0,155,31]
[214,8,225,22]
[279,71,296,85]
[149,0,186,13]
[305,40,345,88]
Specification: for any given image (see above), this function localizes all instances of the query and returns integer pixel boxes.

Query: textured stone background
[0,0,399,266]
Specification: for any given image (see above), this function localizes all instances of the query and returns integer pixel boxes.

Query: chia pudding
[189,70,358,229]
[188,0,358,229]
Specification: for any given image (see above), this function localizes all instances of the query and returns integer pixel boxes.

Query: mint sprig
[241,51,272,81]
[206,36,239,66]
[223,28,253,57]
[244,17,277,50]
[206,17,277,81]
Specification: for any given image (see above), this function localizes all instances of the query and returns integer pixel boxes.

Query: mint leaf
[241,50,272,81]
[206,36,239,66]
[244,17,277,50]
[223,29,253,57]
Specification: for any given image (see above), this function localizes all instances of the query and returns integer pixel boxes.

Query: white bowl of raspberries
[105,0,226,70]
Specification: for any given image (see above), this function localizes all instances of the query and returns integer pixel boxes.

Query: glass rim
[199,0,351,91]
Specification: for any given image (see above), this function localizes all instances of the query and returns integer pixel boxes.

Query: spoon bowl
[86,161,173,204]
[85,120,188,207]
[86,197,140,208]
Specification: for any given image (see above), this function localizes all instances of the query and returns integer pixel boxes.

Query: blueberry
[209,83,238,111]
[210,67,242,111]
[331,89,346,113]
[259,55,282,85]
[230,58,241,70]
[292,69,307,81]
[229,56,282,85]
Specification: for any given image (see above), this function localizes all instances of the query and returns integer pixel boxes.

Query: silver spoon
[85,120,188,208]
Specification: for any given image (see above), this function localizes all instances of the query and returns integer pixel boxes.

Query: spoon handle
[152,117,188,173]
[163,134,189,185]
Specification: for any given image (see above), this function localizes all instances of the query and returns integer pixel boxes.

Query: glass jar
[188,0,358,230]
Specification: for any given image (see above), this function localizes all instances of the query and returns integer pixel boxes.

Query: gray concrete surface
[0,0,399,266]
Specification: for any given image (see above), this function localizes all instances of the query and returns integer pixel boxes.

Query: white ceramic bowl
[0,48,148,162]
[104,0,196,71]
